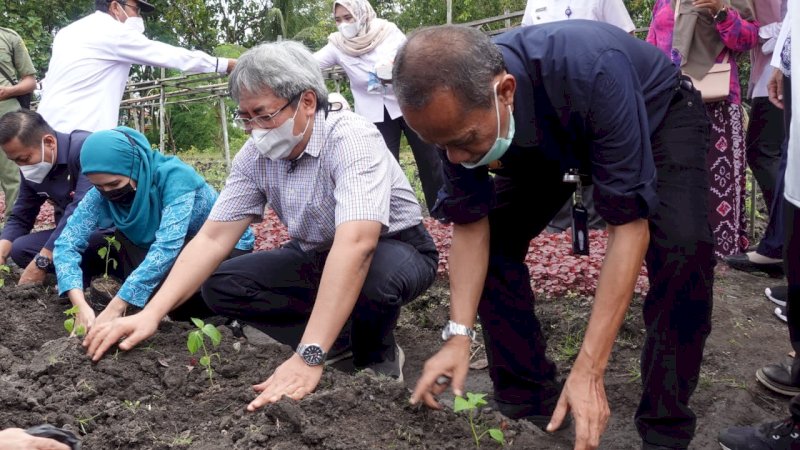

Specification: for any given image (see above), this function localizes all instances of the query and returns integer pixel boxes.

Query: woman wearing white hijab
[314,0,443,214]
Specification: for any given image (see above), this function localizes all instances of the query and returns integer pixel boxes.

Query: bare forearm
[576,219,649,373]
[448,217,490,328]
[144,221,247,318]
[301,221,381,349]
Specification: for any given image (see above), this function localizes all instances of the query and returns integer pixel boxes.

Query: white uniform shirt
[785,1,799,208]
[521,0,635,32]
[314,28,406,123]
[771,8,791,75]
[37,12,229,133]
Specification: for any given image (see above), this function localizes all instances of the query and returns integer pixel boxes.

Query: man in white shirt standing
[521,0,635,31]
[37,0,235,133]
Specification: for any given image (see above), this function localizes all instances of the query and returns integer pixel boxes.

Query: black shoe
[719,418,800,449]
[642,443,686,450]
[493,399,571,431]
[723,253,784,277]
[756,357,800,396]
[775,306,788,323]
[767,286,789,307]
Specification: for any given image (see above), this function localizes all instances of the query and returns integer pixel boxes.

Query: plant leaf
[187,331,202,354]
[98,247,107,259]
[64,318,74,333]
[202,324,222,347]
[64,305,79,316]
[199,355,210,367]
[488,428,505,444]
[453,395,469,412]
[111,258,118,270]
[466,392,486,407]
[76,325,86,337]
[112,239,121,252]
[190,318,204,329]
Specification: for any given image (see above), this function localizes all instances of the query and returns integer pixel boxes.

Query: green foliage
[0,264,10,288]
[63,305,86,337]
[454,392,506,448]
[98,236,121,279]
[187,318,222,385]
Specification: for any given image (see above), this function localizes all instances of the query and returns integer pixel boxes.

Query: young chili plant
[454,392,506,448]
[63,305,86,337]
[187,318,222,385]
[97,235,121,279]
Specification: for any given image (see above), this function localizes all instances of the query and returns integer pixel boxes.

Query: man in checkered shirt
[79,41,439,410]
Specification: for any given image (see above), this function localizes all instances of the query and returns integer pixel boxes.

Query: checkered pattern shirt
[210,109,423,251]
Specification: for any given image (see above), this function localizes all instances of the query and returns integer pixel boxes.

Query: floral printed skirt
[706,101,749,258]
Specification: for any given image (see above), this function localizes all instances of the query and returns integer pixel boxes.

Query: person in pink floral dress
[647,0,758,258]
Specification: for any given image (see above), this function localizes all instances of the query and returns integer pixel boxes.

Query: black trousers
[374,108,444,214]
[479,82,714,448]
[116,231,249,320]
[756,77,792,259]
[746,97,785,211]
[201,224,438,367]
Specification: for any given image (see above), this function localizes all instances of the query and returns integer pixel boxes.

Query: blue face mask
[461,81,515,169]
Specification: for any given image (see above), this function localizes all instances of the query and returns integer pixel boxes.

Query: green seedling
[0,264,10,288]
[97,235,121,279]
[454,392,506,448]
[123,399,140,413]
[63,305,86,337]
[187,318,222,385]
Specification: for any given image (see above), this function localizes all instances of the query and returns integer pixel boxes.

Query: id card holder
[564,169,590,256]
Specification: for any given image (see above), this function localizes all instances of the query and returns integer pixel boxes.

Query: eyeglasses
[233,94,300,130]
[117,1,141,15]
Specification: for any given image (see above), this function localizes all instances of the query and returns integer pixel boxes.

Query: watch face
[35,256,51,270]
[301,345,325,366]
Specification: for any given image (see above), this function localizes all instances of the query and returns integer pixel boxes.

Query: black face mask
[99,182,136,205]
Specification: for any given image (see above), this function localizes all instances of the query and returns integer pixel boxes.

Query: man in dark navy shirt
[0,110,110,285]
[394,23,714,449]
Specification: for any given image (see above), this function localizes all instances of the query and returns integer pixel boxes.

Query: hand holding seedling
[247,354,323,411]
[83,309,161,361]
[410,335,471,409]
[64,305,92,337]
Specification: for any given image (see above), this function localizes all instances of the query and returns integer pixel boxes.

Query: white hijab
[328,0,400,57]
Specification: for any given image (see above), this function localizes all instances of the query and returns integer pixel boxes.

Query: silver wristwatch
[296,343,327,366]
[441,320,477,342]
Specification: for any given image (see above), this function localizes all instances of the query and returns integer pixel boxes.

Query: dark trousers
[746,97,785,210]
[374,108,444,214]
[115,231,249,321]
[756,77,792,259]
[14,229,111,286]
[480,82,714,448]
[201,223,438,366]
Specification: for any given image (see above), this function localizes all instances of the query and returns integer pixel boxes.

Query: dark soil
[0,261,790,449]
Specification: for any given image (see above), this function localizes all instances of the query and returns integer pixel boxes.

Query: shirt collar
[299,109,328,159]
[54,131,71,165]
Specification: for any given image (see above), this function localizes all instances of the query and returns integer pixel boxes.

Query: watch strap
[442,320,477,342]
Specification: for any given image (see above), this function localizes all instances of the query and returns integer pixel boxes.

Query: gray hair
[229,41,329,111]
[393,25,505,111]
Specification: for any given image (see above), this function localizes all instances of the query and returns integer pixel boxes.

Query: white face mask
[116,5,145,33]
[20,138,54,184]
[251,104,311,161]
[125,17,145,33]
[338,21,360,39]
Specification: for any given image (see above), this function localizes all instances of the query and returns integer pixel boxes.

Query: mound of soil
[0,263,791,449]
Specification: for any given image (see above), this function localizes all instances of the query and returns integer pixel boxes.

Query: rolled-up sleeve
[430,151,496,225]
[586,50,659,225]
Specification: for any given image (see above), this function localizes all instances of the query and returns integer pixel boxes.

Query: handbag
[0,45,33,109]
[685,54,730,102]
[673,3,731,102]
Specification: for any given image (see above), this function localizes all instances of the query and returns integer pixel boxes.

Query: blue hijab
[80,127,206,246]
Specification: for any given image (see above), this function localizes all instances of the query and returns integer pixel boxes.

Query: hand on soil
[17,264,45,286]
[548,362,610,450]
[83,310,160,361]
[410,336,471,409]
[247,354,323,411]
[0,428,70,450]
[76,307,96,335]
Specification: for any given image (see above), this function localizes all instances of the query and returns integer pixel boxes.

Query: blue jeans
[201,223,438,366]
